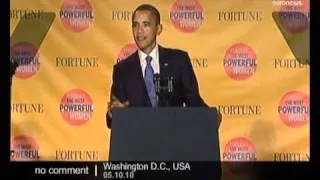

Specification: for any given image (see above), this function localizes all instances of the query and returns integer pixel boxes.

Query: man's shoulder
[160,46,188,56]
[114,51,138,69]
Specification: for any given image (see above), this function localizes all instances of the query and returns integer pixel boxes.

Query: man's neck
[141,43,157,55]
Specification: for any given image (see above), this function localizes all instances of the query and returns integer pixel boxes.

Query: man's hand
[107,95,130,117]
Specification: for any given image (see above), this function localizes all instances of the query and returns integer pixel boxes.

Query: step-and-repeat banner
[10,0,309,170]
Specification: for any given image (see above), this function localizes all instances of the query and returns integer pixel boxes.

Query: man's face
[132,10,161,54]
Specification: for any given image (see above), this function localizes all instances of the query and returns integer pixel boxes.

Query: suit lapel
[132,51,151,106]
[159,45,170,79]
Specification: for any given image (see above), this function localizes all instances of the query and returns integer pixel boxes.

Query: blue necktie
[144,56,157,107]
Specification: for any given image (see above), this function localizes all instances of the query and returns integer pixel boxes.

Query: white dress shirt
[138,44,160,77]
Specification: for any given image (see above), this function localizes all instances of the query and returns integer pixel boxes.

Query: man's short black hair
[132,4,161,24]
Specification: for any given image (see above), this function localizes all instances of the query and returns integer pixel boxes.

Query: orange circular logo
[60,0,94,32]
[223,137,256,174]
[11,135,40,161]
[279,0,309,33]
[10,42,40,79]
[223,137,256,162]
[278,91,309,127]
[224,43,257,80]
[117,43,138,62]
[60,89,94,126]
[170,0,204,33]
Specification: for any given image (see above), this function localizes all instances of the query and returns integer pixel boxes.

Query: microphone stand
[154,74,173,107]
[154,74,161,106]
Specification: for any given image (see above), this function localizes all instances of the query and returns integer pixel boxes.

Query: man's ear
[157,24,162,35]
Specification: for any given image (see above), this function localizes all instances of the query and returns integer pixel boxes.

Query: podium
[109,107,220,161]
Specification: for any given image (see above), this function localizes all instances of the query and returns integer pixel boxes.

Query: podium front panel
[109,107,220,161]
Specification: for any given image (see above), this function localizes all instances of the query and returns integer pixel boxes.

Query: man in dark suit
[106,4,221,128]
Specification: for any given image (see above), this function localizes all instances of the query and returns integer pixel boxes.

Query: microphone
[154,73,161,106]
[154,73,161,95]
[168,76,173,93]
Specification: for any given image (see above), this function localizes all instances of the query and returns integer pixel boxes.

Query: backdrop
[10,0,309,168]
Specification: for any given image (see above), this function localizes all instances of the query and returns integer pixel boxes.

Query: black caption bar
[7,161,311,179]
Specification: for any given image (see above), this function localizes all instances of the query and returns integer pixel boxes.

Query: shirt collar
[138,44,158,64]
